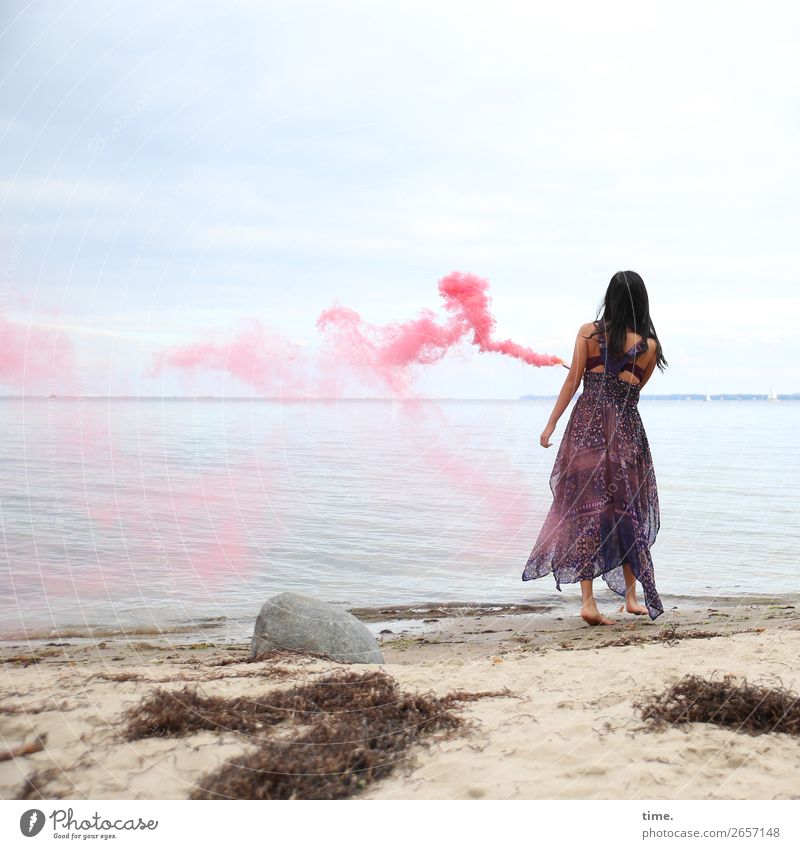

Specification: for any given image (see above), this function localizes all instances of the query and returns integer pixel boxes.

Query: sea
[1,396,797,643]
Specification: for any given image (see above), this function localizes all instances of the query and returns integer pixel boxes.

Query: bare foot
[580,603,616,626]
[618,597,648,615]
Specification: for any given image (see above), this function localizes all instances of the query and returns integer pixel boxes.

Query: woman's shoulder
[579,320,601,339]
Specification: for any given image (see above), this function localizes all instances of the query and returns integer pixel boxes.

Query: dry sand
[2,596,800,800]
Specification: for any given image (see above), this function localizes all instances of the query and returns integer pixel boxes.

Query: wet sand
[2,594,800,800]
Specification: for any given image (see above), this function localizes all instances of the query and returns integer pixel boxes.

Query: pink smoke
[391,398,535,543]
[149,271,563,397]
[438,271,563,366]
[315,271,563,395]
[0,313,76,392]
[144,271,560,549]
[314,303,465,394]
[163,454,277,586]
[147,318,306,395]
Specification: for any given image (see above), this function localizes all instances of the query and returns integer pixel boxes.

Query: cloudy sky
[1,0,798,397]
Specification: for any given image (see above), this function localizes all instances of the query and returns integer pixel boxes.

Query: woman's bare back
[583,321,656,386]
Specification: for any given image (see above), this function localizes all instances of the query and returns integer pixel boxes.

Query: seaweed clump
[599,623,724,648]
[122,668,511,799]
[15,766,65,800]
[634,673,800,737]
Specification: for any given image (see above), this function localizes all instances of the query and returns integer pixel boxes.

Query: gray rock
[249,592,385,664]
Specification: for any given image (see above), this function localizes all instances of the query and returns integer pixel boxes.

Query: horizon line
[0,393,796,402]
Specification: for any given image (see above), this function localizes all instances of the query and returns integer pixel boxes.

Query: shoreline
[3,590,799,648]
[3,594,800,799]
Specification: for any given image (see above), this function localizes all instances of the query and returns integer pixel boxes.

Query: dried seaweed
[248,647,337,664]
[595,623,727,648]
[122,668,511,799]
[89,671,145,683]
[15,766,65,800]
[0,736,46,762]
[205,656,253,667]
[0,700,71,716]
[634,673,800,737]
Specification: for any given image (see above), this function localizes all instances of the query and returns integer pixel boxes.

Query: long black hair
[589,270,667,372]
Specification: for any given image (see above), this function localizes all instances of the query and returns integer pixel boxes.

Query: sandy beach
[2,594,800,800]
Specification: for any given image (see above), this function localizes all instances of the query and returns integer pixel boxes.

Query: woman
[521,271,668,626]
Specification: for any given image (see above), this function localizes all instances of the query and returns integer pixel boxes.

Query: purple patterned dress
[521,328,664,619]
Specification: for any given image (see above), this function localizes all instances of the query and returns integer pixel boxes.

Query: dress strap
[598,331,646,358]
[594,330,646,378]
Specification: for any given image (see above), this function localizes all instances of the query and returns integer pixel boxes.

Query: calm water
[0,397,798,641]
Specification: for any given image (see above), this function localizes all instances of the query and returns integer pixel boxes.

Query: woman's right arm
[540,323,591,447]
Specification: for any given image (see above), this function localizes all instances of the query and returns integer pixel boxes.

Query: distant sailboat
[768,385,779,401]
[704,393,712,402]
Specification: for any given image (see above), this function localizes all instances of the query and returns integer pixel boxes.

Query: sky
[1,0,799,398]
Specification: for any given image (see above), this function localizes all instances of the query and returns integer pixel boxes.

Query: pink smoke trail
[163,453,278,586]
[390,397,535,545]
[147,318,306,395]
[315,270,563,395]
[148,271,563,397]
[139,271,561,577]
[314,303,464,394]
[0,313,76,392]
[438,271,564,366]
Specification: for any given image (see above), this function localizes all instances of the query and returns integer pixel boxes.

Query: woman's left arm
[540,324,590,447]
